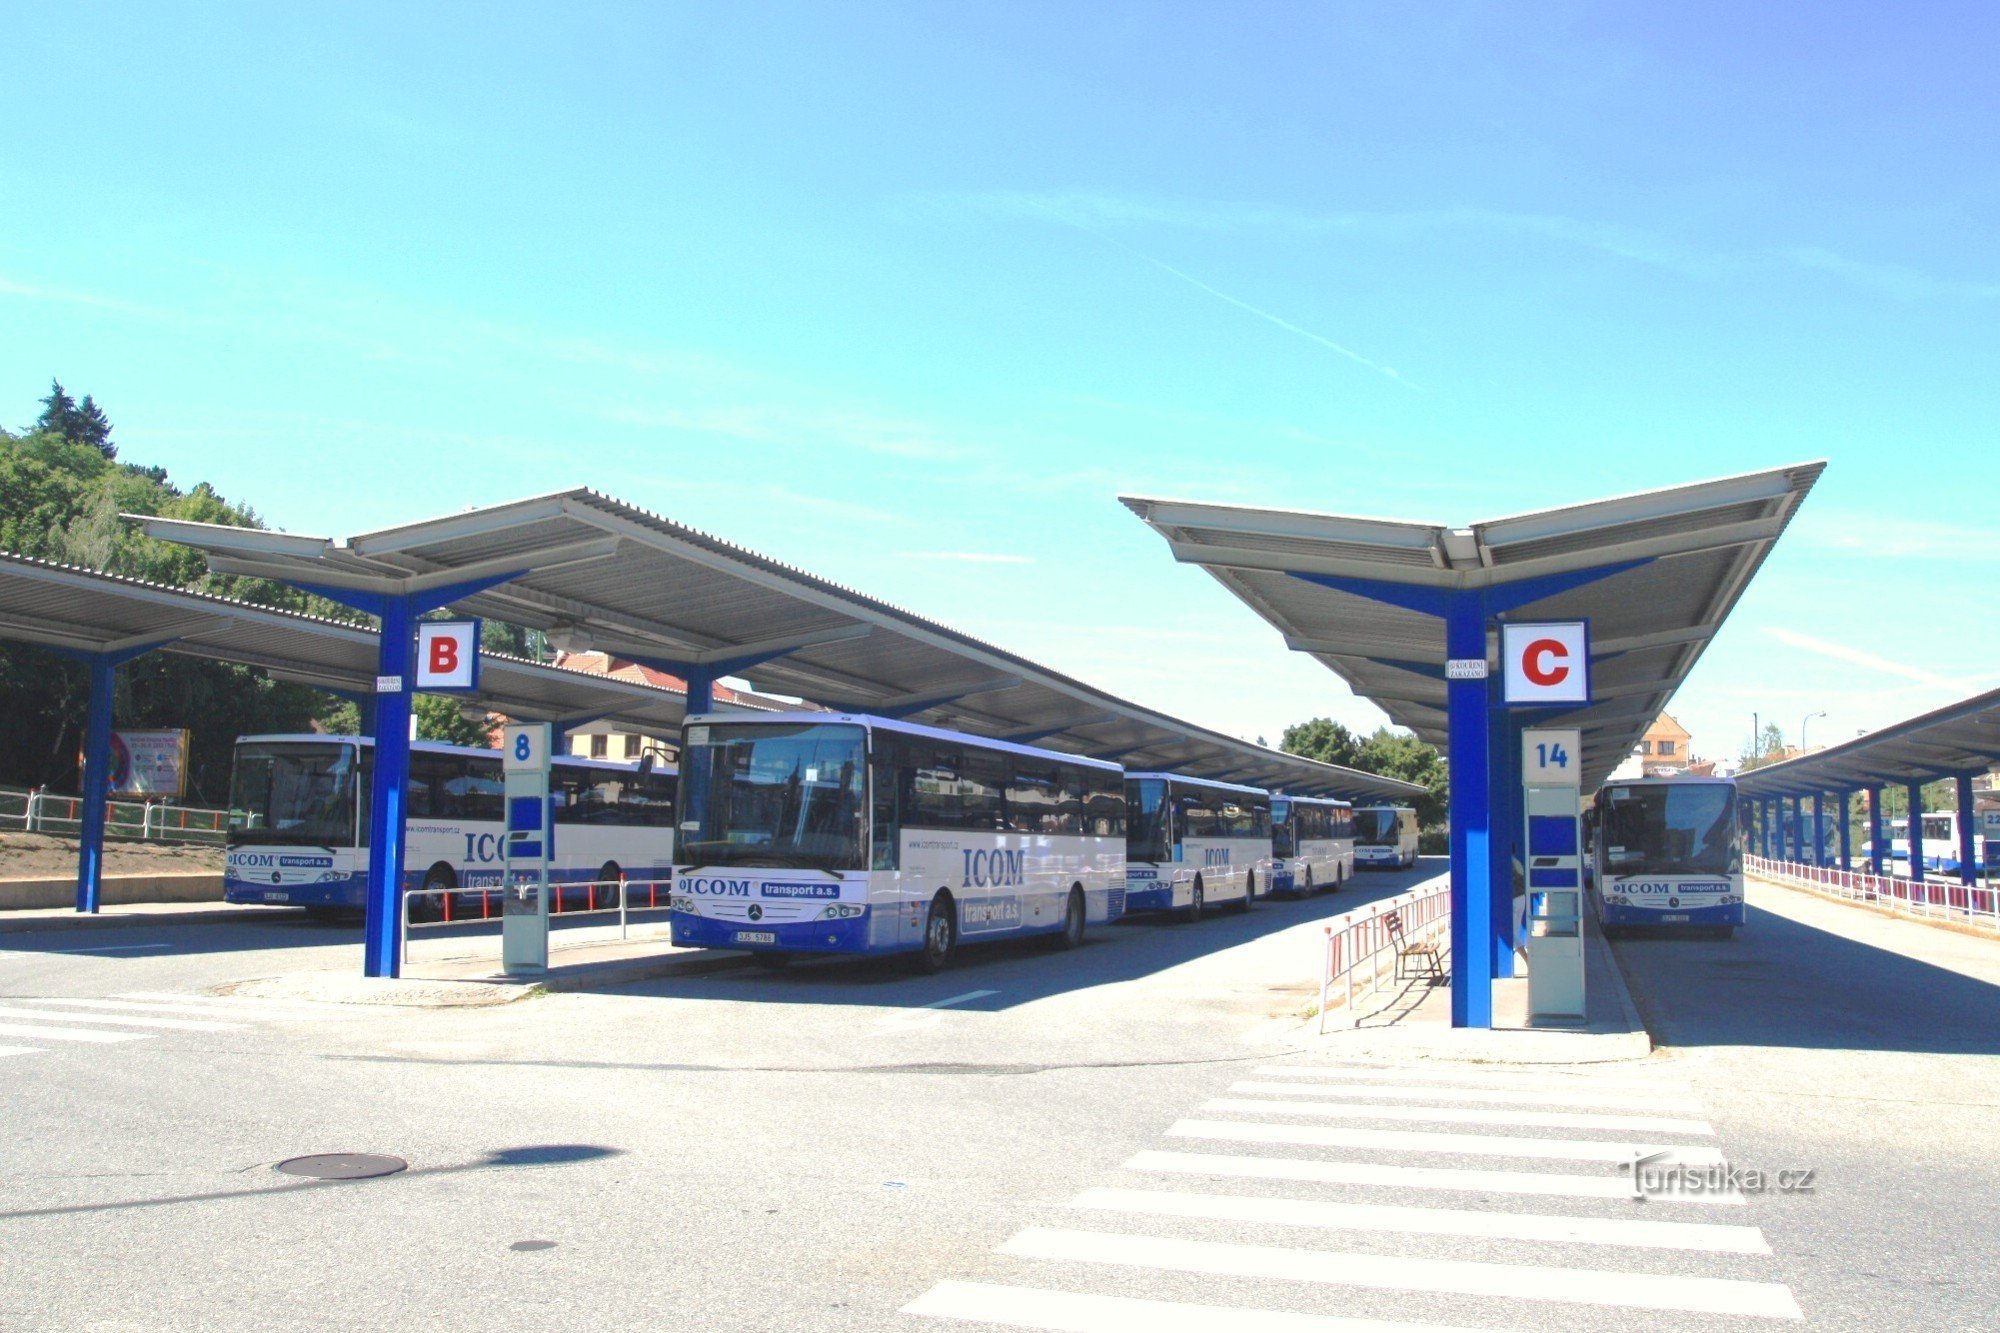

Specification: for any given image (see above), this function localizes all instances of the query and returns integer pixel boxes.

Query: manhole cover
[274,1153,408,1181]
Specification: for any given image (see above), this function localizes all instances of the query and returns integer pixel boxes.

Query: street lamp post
[1801,710,1827,754]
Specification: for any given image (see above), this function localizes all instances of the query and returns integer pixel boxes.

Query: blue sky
[5,3,1995,762]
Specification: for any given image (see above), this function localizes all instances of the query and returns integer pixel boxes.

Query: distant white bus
[224,735,677,918]
[1270,795,1354,896]
[669,713,1126,971]
[1352,806,1420,870]
[1865,811,1997,878]
[1123,772,1272,920]
[1590,776,1743,938]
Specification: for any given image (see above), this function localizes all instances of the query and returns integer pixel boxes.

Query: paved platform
[0,900,296,933]
[1307,909,1652,1064]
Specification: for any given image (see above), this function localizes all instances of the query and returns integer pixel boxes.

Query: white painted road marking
[0,1005,242,1033]
[0,1045,41,1059]
[0,1021,147,1044]
[1254,1064,1693,1095]
[1070,1186,1771,1254]
[873,989,1000,1034]
[1204,1096,1715,1136]
[1168,1119,1728,1165]
[903,1280,1505,1332]
[26,997,347,1022]
[1123,1149,1746,1205]
[44,943,173,954]
[1228,1079,1707,1115]
[112,992,352,1018]
[999,1227,1804,1320]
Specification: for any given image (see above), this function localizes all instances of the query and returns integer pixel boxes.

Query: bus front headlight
[670,895,698,913]
[820,903,865,920]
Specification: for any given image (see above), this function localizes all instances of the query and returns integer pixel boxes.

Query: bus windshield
[1127,779,1170,862]
[228,742,360,846]
[1354,809,1400,846]
[1600,784,1737,877]
[1271,800,1295,857]
[677,722,867,871]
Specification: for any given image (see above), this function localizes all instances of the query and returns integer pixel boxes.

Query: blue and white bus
[1866,812,1997,879]
[224,735,678,918]
[1270,795,1354,896]
[1352,806,1420,870]
[1123,773,1272,920]
[1589,776,1744,938]
[669,713,1126,972]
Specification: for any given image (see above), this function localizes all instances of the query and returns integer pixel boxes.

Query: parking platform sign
[1501,622,1590,706]
[415,620,481,692]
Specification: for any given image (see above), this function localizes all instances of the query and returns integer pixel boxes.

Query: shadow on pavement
[1611,897,2000,1055]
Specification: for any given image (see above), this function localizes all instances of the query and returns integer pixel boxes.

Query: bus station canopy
[0,550,703,736]
[128,491,1418,802]
[1122,462,1825,790]
[1736,687,2000,798]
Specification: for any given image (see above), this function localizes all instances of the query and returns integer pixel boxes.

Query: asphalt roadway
[2,862,1995,1332]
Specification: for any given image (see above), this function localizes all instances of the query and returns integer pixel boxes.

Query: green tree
[414,693,497,748]
[32,379,115,459]
[1279,717,1362,769]
[1740,722,1787,770]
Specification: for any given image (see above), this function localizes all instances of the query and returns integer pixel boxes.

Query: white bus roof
[1126,771,1272,798]
[235,734,675,775]
[1352,803,1416,812]
[1272,794,1353,808]
[1600,775,1735,788]
[683,711,1123,773]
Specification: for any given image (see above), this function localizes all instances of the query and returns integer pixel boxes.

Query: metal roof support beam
[826,675,1024,721]
[45,637,183,914]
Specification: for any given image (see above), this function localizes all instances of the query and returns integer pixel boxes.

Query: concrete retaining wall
[0,872,224,910]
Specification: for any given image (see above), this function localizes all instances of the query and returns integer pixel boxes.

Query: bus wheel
[1239,871,1255,912]
[412,865,453,923]
[917,892,956,973]
[1052,886,1086,950]
[1186,879,1205,924]
[595,862,623,912]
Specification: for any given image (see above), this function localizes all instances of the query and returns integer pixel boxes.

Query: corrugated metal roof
[1122,463,1825,790]
[0,551,705,736]
[1737,688,2000,797]
[126,494,1421,801]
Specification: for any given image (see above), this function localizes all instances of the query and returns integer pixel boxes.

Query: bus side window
[871,733,904,871]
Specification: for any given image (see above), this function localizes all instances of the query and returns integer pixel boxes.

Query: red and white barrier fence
[1747,855,2000,933]
[400,875,672,966]
[1317,875,1451,1033]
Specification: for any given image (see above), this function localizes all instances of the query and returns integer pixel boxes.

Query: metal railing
[0,785,235,846]
[1316,875,1452,1033]
[1748,855,2000,933]
[399,875,672,966]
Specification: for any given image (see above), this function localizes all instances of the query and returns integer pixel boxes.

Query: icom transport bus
[1588,775,1744,938]
[1269,795,1354,895]
[668,713,1126,972]
[224,735,677,918]
[1352,806,1420,869]
[1123,772,1272,919]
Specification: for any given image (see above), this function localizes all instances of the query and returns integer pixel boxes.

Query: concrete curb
[1584,910,1653,1054]
[217,947,755,1008]
[0,905,300,934]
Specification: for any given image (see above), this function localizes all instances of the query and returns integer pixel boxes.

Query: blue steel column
[1867,787,1885,878]
[1957,773,1977,886]
[1792,797,1807,864]
[1774,798,1788,861]
[1906,781,1925,885]
[74,656,118,913]
[1812,793,1826,868]
[1487,699,1518,978]
[1445,596,1493,1029]
[362,597,417,978]
[1760,799,1772,860]
[1837,791,1851,870]
[683,671,715,716]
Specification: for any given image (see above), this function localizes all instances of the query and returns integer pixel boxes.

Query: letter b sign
[1501,622,1589,705]
[416,620,481,691]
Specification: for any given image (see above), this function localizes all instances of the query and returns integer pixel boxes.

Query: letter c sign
[1502,622,1590,704]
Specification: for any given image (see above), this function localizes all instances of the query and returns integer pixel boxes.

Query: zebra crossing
[903,1058,1804,1330]
[0,991,356,1059]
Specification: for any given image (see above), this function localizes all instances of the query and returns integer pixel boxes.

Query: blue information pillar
[1957,774,1977,887]
[1867,787,1886,878]
[1812,793,1826,868]
[1907,781,1926,886]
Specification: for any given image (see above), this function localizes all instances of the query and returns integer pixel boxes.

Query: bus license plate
[263,892,289,901]
[735,931,776,945]
[1662,913,1689,922]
